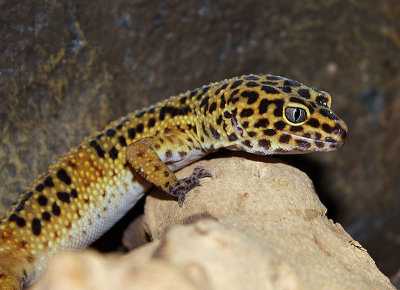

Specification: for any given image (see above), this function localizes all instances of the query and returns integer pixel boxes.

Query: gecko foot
[168,165,212,207]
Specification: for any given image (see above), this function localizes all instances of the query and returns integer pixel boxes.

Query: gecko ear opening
[283,103,309,125]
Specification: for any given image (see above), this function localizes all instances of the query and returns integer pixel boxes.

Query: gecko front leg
[125,130,212,206]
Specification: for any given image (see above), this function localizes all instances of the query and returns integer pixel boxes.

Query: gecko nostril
[336,128,347,139]
[332,128,346,138]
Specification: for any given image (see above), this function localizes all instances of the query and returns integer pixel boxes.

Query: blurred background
[0,0,399,282]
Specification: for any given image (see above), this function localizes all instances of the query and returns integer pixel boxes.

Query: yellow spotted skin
[0,74,348,288]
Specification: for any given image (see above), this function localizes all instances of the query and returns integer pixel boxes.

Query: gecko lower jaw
[284,131,345,150]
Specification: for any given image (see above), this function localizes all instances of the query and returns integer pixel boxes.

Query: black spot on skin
[210,126,220,139]
[189,89,198,98]
[262,85,280,94]
[241,140,252,147]
[196,86,210,100]
[38,195,48,206]
[220,94,226,109]
[209,102,217,114]
[258,139,271,149]
[248,131,257,137]
[322,124,334,133]
[298,89,311,99]
[202,85,211,94]
[128,128,136,139]
[273,107,282,117]
[42,212,51,221]
[106,129,116,137]
[306,118,320,128]
[262,81,277,86]
[315,133,322,140]
[315,141,324,148]
[15,191,33,212]
[244,76,259,81]
[241,91,259,104]
[148,118,156,127]
[284,79,301,87]
[296,140,311,148]
[258,99,284,115]
[8,213,18,222]
[281,86,292,93]
[52,202,61,216]
[316,95,328,107]
[274,121,286,130]
[57,192,70,203]
[228,133,238,141]
[202,123,209,137]
[240,108,254,118]
[254,119,269,128]
[263,129,276,136]
[290,126,303,132]
[70,189,78,198]
[246,81,259,87]
[279,134,291,144]
[258,99,269,114]
[165,150,173,159]
[44,176,54,188]
[89,140,105,158]
[36,184,44,192]
[266,75,282,81]
[148,108,155,114]
[242,121,249,128]
[215,87,222,95]
[31,218,42,236]
[320,108,339,120]
[136,123,144,133]
[109,147,119,160]
[220,83,228,90]
[118,136,127,147]
[57,169,71,185]
[180,96,187,104]
[216,115,223,125]
[200,96,210,109]
[230,80,243,89]
[16,217,26,227]
[223,111,231,119]
[228,89,240,104]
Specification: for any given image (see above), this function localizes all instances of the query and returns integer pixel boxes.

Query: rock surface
[29,156,394,290]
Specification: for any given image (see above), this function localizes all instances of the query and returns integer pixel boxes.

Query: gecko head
[219,74,348,155]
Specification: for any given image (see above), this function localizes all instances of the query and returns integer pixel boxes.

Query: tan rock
[30,156,394,290]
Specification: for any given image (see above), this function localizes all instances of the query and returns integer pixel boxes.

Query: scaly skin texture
[0,74,348,289]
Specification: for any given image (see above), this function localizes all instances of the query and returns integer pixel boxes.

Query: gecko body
[0,74,348,289]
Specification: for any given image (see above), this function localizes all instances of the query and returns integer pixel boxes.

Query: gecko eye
[285,107,307,124]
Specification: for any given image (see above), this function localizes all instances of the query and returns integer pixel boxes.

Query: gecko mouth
[284,131,345,150]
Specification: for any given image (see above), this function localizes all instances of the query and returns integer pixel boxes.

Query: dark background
[1,0,399,281]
